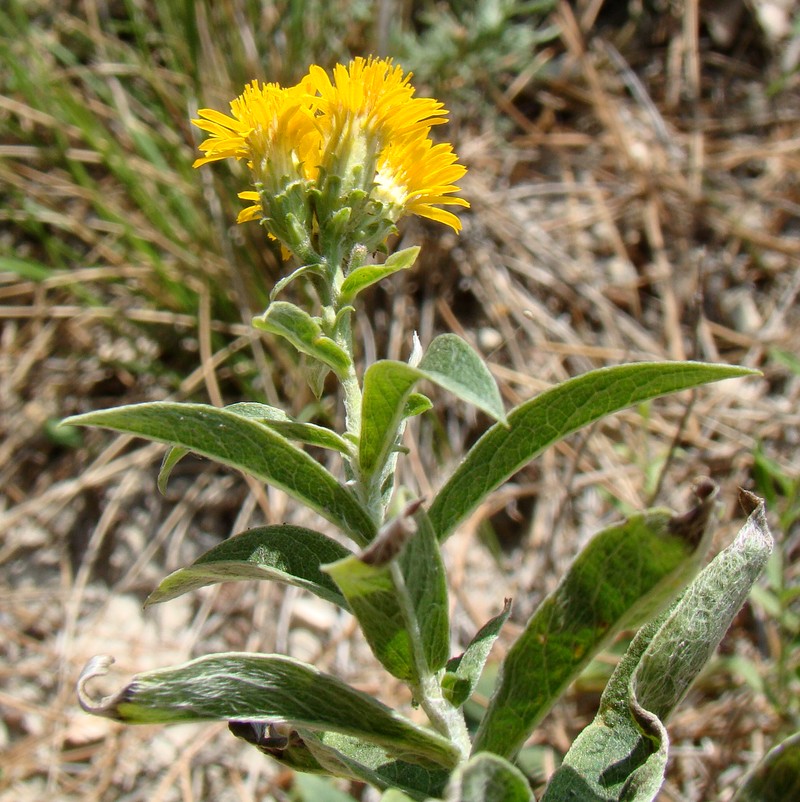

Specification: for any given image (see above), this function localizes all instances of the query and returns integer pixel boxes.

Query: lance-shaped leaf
[445,753,533,802]
[226,402,351,455]
[156,404,351,491]
[443,599,512,707]
[339,246,420,303]
[323,505,450,683]
[731,731,800,802]
[541,493,772,802]
[360,335,505,479]
[62,403,376,545]
[78,653,460,769]
[145,525,352,609]
[472,482,719,759]
[253,301,351,377]
[429,361,757,542]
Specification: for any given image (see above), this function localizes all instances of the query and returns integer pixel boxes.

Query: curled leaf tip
[738,488,763,517]
[668,478,720,549]
[77,655,127,718]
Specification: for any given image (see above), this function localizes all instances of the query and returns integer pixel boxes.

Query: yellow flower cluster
[193,57,468,258]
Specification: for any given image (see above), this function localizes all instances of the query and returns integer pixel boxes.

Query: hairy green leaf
[541,493,772,801]
[443,599,511,707]
[381,791,419,802]
[145,525,352,608]
[323,507,450,682]
[298,730,450,799]
[473,484,719,759]
[731,731,800,802]
[226,401,351,454]
[360,335,505,479]
[62,403,376,544]
[293,773,358,802]
[429,362,757,541]
[157,445,189,494]
[78,653,460,769]
[402,509,451,674]
[253,301,351,376]
[339,246,420,303]
[324,555,415,681]
[445,753,532,802]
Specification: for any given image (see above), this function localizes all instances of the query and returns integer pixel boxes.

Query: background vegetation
[1,1,799,800]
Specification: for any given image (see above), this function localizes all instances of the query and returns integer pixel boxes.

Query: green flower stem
[388,560,471,761]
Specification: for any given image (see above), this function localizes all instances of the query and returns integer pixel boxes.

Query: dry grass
[2,1,799,800]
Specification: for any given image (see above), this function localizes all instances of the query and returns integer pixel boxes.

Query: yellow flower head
[193,79,319,191]
[192,56,469,256]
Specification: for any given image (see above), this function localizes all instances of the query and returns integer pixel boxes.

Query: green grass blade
[429,362,758,541]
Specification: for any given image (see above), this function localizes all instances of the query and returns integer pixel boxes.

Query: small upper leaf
[253,301,351,377]
[443,599,511,708]
[339,246,420,303]
[359,334,505,481]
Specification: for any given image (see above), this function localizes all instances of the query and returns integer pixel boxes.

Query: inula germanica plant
[68,57,780,801]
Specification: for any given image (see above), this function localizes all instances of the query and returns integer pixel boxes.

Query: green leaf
[323,506,450,682]
[417,335,505,424]
[294,773,358,802]
[443,599,512,707]
[472,484,720,759]
[299,730,450,799]
[144,525,352,609]
[404,393,433,419]
[339,246,420,303]
[445,753,533,802]
[61,403,376,545]
[324,554,415,681]
[157,445,189,494]
[269,262,325,301]
[731,731,800,802]
[541,493,773,802]
[253,301,351,377]
[78,653,460,769]
[360,335,505,480]
[226,402,351,455]
[381,791,419,802]
[402,509,451,674]
[429,361,758,542]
